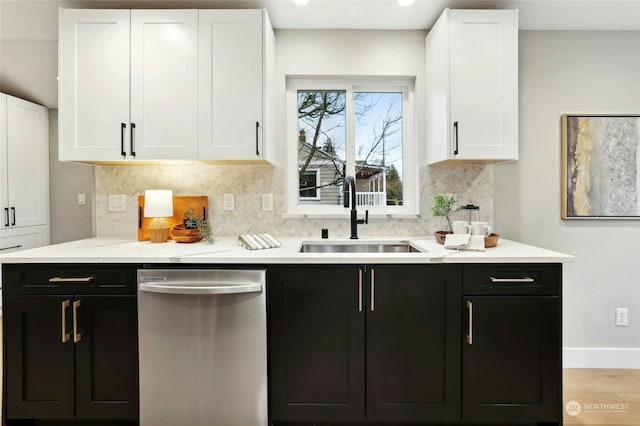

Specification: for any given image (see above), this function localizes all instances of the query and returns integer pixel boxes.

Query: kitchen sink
[298,240,426,253]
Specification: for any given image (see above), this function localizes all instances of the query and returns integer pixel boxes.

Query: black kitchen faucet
[344,175,368,239]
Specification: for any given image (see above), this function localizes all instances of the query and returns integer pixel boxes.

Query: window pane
[354,92,403,206]
[297,91,346,205]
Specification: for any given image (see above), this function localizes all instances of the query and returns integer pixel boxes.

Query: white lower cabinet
[426,9,518,164]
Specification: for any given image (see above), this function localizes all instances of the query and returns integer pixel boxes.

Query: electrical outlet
[223,193,235,211]
[262,193,273,211]
[616,308,628,326]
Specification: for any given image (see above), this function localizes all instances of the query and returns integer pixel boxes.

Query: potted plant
[431,193,457,244]
[173,207,215,244]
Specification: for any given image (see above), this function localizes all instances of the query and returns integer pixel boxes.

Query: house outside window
[287,78,417,216]
[299,169,320,200]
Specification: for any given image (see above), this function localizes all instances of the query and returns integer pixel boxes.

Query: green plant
[431,194,457,232]
[183,207,215,244]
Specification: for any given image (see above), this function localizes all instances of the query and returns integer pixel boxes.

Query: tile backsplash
[95,164,493,239]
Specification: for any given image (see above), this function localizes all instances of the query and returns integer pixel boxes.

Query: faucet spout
[344,176,368,239]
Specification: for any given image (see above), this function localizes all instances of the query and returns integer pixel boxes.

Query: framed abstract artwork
[562,115,640,219]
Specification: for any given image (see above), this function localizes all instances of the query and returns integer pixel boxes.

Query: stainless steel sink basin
[298,240,425,253]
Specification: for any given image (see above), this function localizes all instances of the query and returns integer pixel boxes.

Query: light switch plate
[108,194,126,212]
[262,193,273,211]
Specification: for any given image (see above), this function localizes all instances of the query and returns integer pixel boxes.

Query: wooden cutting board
[137,195,208,241]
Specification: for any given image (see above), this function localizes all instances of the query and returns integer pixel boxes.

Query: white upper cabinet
[59,8,273,164]
[59,9,198,162]
[198,9,275,162]
[59,9,131,162]
[130,10,198,160]
[426,9,518,164]
[0,94,49,232]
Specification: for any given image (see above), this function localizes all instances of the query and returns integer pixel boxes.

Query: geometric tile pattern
[95,164,494,239]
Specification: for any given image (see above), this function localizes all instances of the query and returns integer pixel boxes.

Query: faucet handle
[358,210,369,225]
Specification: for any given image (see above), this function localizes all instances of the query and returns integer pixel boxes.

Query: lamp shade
[144,189,174,218]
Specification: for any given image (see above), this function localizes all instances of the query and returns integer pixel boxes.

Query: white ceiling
[1,0,639,40]
[0,0,638,108]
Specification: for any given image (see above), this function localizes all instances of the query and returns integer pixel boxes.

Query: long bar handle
[10,207,16,226]
[466,300,473,345]
[73,300,82,343]
[453,121,459,155]
[4,207,8,227]
[49,276,94,283]
[370,268,375,312]
[130,122,136,157]
[489,277,535,283]
[0,245,22,251]
[120,122,127,156]
[139,282,261,295]
[255,121,260,156]
[61,300,71,343]
[358,269,363,312]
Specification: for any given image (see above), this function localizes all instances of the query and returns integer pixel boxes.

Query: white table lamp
[144,189,174,243]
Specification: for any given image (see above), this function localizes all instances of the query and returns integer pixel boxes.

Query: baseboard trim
[563,347,640,368]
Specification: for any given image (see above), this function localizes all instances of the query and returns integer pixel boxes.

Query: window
[287,78,417,216]
[299,169,320,200]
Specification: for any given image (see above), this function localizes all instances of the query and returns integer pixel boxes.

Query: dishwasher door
[137,268,267,426]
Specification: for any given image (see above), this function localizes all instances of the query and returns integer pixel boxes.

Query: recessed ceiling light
[396,0,415,6]
[292,0,311,6]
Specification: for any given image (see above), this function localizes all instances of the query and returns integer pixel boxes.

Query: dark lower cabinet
[268,262,562,426]
[268,264,461,424]
[462,263,562,425]
[2,264,139,425]
[462,296,560,422]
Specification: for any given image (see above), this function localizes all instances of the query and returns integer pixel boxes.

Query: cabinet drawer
[463,264,561,296]
[2,263,140,295]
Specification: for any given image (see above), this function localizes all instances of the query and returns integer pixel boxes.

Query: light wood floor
[0,316,637,425]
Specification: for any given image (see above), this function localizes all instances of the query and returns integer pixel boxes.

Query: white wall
[495,30,640,367]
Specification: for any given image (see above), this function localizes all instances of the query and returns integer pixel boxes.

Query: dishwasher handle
[139,281,262,295]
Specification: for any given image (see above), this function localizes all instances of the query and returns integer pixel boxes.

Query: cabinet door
[130,10,198,160]
[462,296,560,423]
[75,295,139,419]
[198,10,264,160]
[5,96,49,228]
[268,265,365,422]
[366,265,461,422]
[4,296,75,419]
[0,224,49,253]
[59,9,131,161]
[449,9,518,161]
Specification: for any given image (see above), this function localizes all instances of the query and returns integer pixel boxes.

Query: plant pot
[434,230,451,245]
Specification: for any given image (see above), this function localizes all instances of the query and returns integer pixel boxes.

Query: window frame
[286,77,418,217]
[299,168,321,201]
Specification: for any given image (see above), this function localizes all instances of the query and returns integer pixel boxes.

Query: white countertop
[0,236,573,264]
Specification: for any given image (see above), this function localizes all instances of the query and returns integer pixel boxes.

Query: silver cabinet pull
[489,277,535,283]
[73,300,82,343]
[358,269,363,312]
[49,276,94,283]
[466,300,473,345]
[370,269,375,312]
[61,300,71,343]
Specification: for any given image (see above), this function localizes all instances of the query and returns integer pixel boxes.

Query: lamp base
[148,218,169,243]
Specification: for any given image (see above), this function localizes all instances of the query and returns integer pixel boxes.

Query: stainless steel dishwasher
[137,268,267,426]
